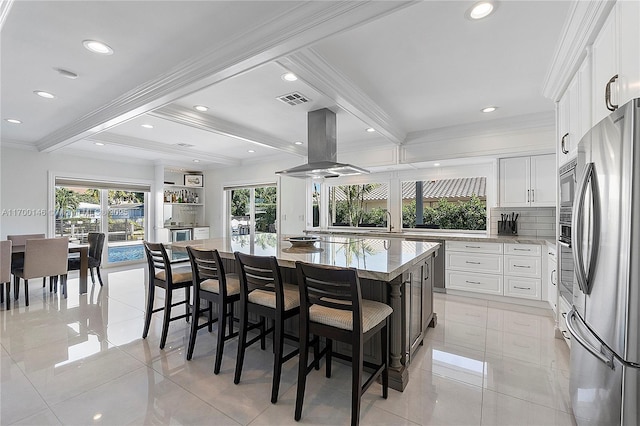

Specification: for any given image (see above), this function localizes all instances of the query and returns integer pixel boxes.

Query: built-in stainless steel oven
[558,158,577,305]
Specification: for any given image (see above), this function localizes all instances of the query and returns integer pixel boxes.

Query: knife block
[498,220,517,235]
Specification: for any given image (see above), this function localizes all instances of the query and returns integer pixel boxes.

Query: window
[54,177,149,264]
[328,182,389,228]
[401,177,486,231]
[226,184,277,236]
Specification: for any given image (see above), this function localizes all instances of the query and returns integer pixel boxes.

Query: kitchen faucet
[386,210,393,232]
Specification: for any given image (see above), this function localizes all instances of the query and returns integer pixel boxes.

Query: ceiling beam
[278,49,406,145]
[87,133,241,166]
[149,105,307,157]
[36,1,416,153]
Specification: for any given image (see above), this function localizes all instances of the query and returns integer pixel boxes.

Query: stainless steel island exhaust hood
[276,108,369,178]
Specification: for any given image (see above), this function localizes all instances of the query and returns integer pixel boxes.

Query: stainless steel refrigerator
[567,97,640,425]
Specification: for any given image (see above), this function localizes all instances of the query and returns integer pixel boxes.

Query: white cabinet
[446,241,543,301]
[499,154,555,207]
[591,1,640,125]
[503,243,542,300]
[546,244,558,315]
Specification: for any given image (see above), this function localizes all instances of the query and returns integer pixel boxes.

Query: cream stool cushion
[201,274,240,295]
[309,298,393,333]
[155,266,192,284]
[248,283,300,311]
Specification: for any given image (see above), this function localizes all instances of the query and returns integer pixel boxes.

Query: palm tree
[55,187,80,218]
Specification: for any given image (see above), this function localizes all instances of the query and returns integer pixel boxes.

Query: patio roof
[330,177,486,202]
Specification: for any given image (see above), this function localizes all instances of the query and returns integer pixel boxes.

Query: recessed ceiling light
[294,141,303,145]
[83,40,113,55]
[5,118,22,124]
[141,124,154,129]
[194,105,208,112]
[481,106,497,113]
[248,149,255,153]
[193,159,200,163]
[282,72,298,82]
[366,128,376,133]
[34,90,55,99]
[467,1,495,20]
[434,163,441,167]
[94,142,105,146]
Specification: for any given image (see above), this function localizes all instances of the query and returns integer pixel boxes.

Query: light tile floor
[1,266,575,425]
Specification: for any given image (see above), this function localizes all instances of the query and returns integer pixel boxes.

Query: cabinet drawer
[504,276,541,300]
[504,255,541,278]
[504,243,541,256]
[447,252,503,274]
[446,241,503,254]
[447,271,503,295]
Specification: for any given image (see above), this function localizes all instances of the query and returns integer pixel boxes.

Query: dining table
[12,242,90,294]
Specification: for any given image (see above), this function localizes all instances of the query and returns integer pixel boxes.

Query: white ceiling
[1,1,572,171]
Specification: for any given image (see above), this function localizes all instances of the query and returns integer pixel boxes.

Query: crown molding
[0,139,38,151]
[542,0,615,101]
[278,49,406,145]
[149,105,306,157]
[87,133,240,166]
[35,1,414,153]
[404,111,555,145]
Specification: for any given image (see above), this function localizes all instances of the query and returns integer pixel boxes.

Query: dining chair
[1,240,12,309]
[68,232,105,286]
[7,233,48,293]
[142,241,192,349]
[186,247,240,373]
[13,237,69,306]
[233,252,300,404]
[294,261,392,426]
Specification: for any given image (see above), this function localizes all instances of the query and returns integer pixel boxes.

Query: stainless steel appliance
[170,228,192,242]
[558,159,576,306]
[559,158,577,208]
[566,98,640,425]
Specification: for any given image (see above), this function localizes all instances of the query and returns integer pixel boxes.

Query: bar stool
[142,242,192,349]
[233,252,300,404]
[294,261,392,426]
[186,246,240,374]
[1,240,11,309]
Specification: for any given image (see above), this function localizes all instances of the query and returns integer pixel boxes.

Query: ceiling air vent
[276,92,311,106]
[175,143,195,148]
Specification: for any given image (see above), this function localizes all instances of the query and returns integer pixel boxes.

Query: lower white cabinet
[446,241,542,301]
[547,245,558,314]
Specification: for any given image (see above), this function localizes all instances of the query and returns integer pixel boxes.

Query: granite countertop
[172,234,440,282]
[307,229,553,245]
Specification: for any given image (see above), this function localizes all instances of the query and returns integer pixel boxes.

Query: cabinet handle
[551,269,557,285]
[465,245,481,249]
[531,189,534,202]
[605,74,619,111]
[465,261,481,265]
[562,312,567,318]
[527,189,530,202]
[514,286,531,290]
[513,265,531,268]
[562,330,571,340]
[561,133,569,154]
[513,248,531,251]
[465,280,481,284]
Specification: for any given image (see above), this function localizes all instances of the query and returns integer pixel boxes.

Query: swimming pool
[108,244,144,263]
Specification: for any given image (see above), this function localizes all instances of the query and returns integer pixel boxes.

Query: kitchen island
[173,233,440,391]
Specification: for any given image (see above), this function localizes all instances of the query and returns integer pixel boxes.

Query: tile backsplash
[490,207,556,238]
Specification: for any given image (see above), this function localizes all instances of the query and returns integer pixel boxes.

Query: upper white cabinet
[499,154,555,207]
[591,1,640,125]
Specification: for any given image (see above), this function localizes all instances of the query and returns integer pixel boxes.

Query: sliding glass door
[226,184,277,237]
[54,178,149,265]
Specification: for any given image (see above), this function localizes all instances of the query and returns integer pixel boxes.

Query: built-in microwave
[559,158,577,208]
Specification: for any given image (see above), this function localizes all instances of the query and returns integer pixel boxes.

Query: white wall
[0,146,155,239]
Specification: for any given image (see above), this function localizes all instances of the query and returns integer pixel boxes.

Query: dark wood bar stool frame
[294,261,391,426]
[233,252,300,404]
[142,241,192,349]
[186,246,240,374]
